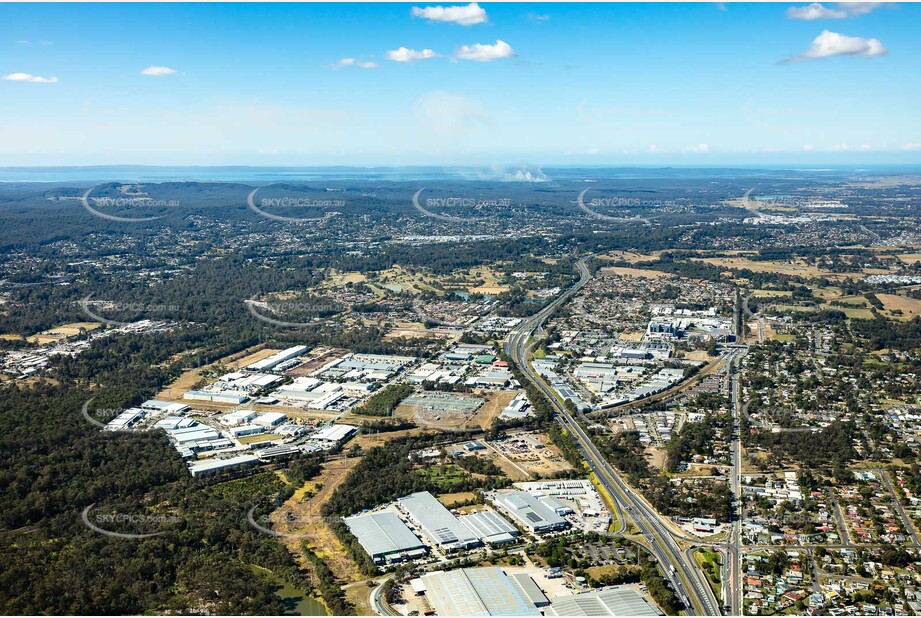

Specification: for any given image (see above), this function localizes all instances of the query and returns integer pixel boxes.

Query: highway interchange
[503,255,738,616]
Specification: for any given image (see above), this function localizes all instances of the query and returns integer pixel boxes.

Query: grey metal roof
[544,586,662,616]
[493,491,567,531]
[457,509,518,543]
[422,567,540,616]
[509,573,549,607]
[343,511,425,559]
[398,491,480,548]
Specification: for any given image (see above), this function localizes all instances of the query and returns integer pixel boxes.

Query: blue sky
[1,2,919,166]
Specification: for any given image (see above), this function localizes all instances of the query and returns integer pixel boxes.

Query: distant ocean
[0,164,917,184]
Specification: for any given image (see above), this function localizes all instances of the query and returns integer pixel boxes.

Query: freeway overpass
[503,255,722,616]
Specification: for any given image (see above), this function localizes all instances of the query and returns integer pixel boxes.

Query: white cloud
[647,145,660,153]
[411,2,487,25]
[802,144,816,151]
[787,2,891,20]
[685,144,710,153]
[903,143,921,151]
[781,30,887,63]
[334,57,378,69]
[2,72,57,83]
[141,66,176,76]
[453,39,516,62]
[787,3,848,19]
[385,47,438,63]
[527,12,550,22]
[831,143,850,151]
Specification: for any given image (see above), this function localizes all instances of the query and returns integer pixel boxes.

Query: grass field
[599,266,673,279]
[695,256,874,280]
[693,549,723,598]
[839,307,876,320]
[27,321,101,344]
[750,290,792,298]
[877,293,921,319]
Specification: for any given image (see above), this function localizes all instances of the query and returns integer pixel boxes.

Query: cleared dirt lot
[269,458,363,584]
[877,293,921,319]
[462,390,517,430]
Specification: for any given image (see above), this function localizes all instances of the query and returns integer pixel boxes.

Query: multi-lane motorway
[503,256,722,616]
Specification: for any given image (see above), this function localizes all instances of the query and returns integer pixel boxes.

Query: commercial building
[104,408,145,431]
[500,393,532,420]
[228,424,265,438]
[254,445,301,461]
[310,423,358,444]
[398,491,480,551]
[141,400,189,414]
[543,586,662,616]
[220,410,257,426]
[253,412,287,427]
[343,511,427,564]
[183,390,249,404]
[246,345,309,372]
[188,454,260,478]
[491,490,568,533]
[418,567,540,616]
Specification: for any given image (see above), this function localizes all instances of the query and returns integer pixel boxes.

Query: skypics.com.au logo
[244,296,347,328]
[80,185,177,223]
[81,504,181,539]
[412,188,512,224]
[576,188,654,223]
[247,185,343,223]
[79,295,179,327]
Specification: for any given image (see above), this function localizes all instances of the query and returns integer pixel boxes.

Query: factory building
[309,423,358,445]
[397,491,481,552]
[228,424,265,438]
[491,490,568,533]
[220,410,257,426]
[499,393,532,420]
[543,586,662,616]
[183,390,249,404]
[254,445,301,461]
[508,573,550,608]
[246,345,308,372]
[343,511,428,565]
[253,412,287,427]
[141,400,189,414]
[188,454,260,478]
[457,510,519,546]
[416,567,541,616]
[104,408,145,431]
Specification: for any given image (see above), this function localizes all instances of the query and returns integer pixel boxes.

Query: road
[503,255,721,616]
[874,468,921,546]
[370,576,399,616]
[726,346,746,616]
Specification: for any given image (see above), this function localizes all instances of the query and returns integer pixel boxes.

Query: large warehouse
[543,586,662,616]
[418,567,540,616]
[491,490,568,533]
[397,491,480,552]
[343,511,427,564]
[457,510,519,546]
